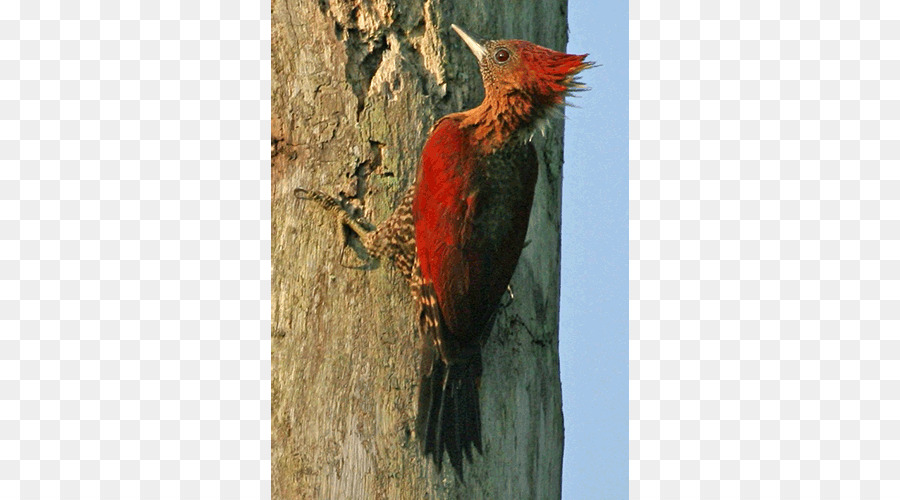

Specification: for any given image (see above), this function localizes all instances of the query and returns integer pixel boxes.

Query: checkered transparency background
[631,2,900,500]
[1,1,270,499]
[4,0,900,498]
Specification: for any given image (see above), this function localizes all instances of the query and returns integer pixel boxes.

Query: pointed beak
[451,24,487,62]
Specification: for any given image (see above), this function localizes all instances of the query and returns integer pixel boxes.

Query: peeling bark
[272,1,569,497]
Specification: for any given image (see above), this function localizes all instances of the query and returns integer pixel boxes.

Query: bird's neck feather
[458,89,559,155]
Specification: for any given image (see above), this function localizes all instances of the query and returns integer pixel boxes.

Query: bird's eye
[494,48,510,63]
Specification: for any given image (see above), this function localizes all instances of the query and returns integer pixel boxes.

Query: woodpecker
[296,24,590,478]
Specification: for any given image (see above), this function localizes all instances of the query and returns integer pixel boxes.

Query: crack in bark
[336,26,389,118]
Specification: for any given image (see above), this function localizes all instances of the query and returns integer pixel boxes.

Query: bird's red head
[451,24,592,149]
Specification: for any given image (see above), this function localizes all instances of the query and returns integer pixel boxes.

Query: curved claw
[294,187,345,214]
[339,244,351,268]
[293,186,378,265]
[338,241,380,271]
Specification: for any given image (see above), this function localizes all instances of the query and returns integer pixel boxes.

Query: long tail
[416,348,483,478]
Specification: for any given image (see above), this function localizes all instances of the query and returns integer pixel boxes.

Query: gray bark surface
[271,1,569,498]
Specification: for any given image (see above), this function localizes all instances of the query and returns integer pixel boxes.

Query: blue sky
[560,0,628,498]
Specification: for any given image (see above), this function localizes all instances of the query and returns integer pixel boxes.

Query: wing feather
[413,116,539,360]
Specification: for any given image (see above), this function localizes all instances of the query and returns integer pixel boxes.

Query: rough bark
[271,1,569,498]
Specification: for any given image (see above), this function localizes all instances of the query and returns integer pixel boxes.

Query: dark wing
[414,117,538,359]
[450,141,538,345]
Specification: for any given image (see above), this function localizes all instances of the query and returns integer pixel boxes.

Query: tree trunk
[271,1,569,498]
